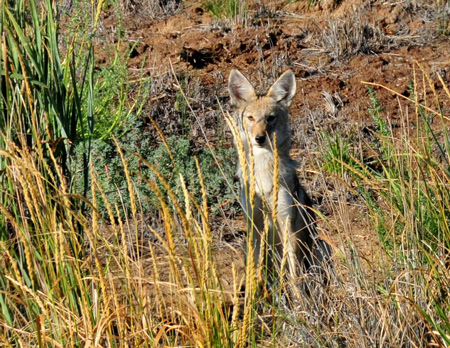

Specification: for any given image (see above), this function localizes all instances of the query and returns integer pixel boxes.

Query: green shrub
[72,115,238,220]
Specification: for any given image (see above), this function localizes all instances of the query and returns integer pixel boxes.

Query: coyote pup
[228,69,322,279]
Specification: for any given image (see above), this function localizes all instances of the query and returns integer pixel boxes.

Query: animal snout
[255,134,266,145]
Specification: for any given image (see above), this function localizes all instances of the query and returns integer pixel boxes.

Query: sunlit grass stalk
[279,219,290,284]
[257,213,269,284]
[88,161,114,342]
[148,241,166,324]
[179,174,202,284]
[195,156,211,238]
[135,153,217,330]
[136,161,187,295]
[271,133,285,285]
[223,112,260,347]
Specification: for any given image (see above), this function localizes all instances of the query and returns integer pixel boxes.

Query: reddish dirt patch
[95,0,450,140]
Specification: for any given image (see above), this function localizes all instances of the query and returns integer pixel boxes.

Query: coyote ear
[228,69,256,107]
[267,70,296,107]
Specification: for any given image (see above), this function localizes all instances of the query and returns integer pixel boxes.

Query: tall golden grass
[2,70,449,345]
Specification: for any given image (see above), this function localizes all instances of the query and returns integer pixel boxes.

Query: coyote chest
[252,147,275,195]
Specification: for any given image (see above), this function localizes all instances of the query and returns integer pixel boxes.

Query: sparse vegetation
[322,132,358,174]
[316,66,450,346]
[204,0,248,23]
[321,12,388,60]
[435,0,450,35]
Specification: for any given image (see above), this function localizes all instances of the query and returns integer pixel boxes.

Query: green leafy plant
[322,132,358,174]
[367,85,390,138]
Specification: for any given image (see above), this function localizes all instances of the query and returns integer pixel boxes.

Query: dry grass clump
[1,131,448,346]
[0,133,242,347]
[320,11,388,61]
[109,0,181,19]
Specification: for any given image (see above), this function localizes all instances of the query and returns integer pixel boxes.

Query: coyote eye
[267,115,275,123]
[247,116,254,121]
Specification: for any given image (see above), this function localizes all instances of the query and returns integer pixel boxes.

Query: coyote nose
[255,134,266,145]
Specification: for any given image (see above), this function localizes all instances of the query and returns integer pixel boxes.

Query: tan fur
[228,69,327,279]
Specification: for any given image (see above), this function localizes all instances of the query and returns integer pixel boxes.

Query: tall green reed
[0,0,95,226]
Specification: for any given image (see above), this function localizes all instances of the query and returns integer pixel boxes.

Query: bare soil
[92,0,450,290]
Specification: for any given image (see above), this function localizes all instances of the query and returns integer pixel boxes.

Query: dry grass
[2,65,450,346]
[1,1,450,347]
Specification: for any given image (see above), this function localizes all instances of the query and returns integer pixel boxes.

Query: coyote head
[228,69,296,151]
